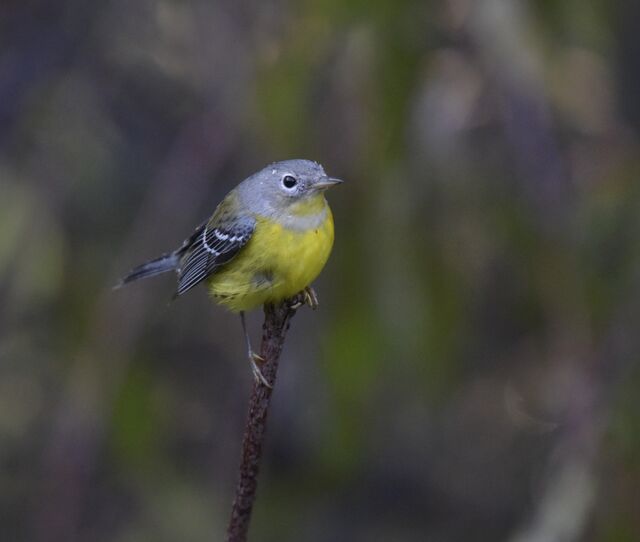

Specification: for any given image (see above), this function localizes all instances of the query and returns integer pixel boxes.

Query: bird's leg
[240,311,271,388]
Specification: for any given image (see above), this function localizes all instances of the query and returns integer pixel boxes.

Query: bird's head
[242,159,342,216]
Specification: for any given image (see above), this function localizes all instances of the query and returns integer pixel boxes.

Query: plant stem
[225,298,300,542]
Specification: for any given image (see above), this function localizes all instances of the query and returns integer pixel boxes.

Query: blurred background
[1,0,639,541]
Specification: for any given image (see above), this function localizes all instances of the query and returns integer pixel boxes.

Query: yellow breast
[207,197,334,312]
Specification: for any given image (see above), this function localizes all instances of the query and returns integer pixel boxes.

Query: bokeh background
[2,1,640,541]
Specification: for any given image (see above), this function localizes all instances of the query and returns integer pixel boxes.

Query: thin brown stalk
[225,297,301,542]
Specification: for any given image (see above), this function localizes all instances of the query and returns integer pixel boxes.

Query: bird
[116,159,342,386]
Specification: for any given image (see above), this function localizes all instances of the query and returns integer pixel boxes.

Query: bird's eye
[282,175,297,189]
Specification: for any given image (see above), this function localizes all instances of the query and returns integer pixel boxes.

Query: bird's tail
[114,252,179,288]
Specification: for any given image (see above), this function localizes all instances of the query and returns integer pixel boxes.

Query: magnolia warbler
[117,159,342,385]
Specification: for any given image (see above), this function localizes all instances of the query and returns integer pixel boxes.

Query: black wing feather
[175,217,255,296]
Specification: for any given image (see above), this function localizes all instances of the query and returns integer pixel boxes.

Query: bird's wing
[175,212,255,296]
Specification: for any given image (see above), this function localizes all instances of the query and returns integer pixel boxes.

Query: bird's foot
[289,286,319,310]
[303,286,319,309]
[249,350,272,388]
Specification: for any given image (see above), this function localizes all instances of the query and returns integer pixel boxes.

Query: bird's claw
[251,351,265,364]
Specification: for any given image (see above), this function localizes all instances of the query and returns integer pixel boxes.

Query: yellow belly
[207,208,334,312]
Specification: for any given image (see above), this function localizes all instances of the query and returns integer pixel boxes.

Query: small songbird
[117,159,342,386]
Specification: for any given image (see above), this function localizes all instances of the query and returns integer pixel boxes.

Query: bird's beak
[314,177,344,190]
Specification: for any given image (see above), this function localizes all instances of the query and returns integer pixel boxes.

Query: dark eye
[282,175,297,189]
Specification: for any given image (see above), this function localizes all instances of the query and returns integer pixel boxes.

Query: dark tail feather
[114,252,179,289]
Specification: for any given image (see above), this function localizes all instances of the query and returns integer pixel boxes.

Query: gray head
[238,159,342,215]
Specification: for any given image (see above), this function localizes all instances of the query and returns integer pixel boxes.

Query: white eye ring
[281,174,298,190]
